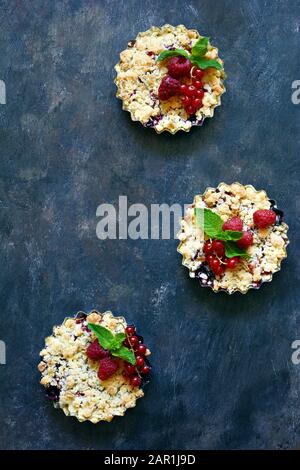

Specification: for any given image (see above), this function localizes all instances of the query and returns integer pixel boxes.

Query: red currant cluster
[180,69,205,115]
[204,239,240,276]
[157,56,205,115]
[123,325,151,388]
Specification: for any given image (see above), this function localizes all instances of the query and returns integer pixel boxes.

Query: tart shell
[177,183,289,294]
[115,24,226,134]
[38,310,151,423]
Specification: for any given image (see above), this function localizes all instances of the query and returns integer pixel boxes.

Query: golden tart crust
[115,24,225,133]
[178,183,289,294]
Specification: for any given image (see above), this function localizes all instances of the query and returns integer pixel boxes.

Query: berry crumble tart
[115,24,225,133]
[177,183,289,294]
[38,310,151,423]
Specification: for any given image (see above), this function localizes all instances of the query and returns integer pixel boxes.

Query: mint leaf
[224,241,250,259]
[157,49,190,61]
[111,346,136,365]
[195,208,224,238]
[191,57,223,70]
[217,230,243,242]
[112,332,126,350]
[88,323,115,350]
[191,37,209,58]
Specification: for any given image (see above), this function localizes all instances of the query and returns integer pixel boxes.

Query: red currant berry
[124,362,136,376]
[180,84,188,95]
[129,335,139,348]
[123,338,130,348]
[193,80,203,89]
[215,265,225,276]
[125,325,136,336]
[136,356,145,368]
[195,89,204,98]
[181,96,191,106]
[131,376,142,387]
[186,85,196,97]
[206,254,215,265]
[135,344,147,356]
[194,68,204,80]
[140,365,151,375]
[192,98,202,109]
[211,258,221,273]
[185,104,195,115]
[226,257,240,269]
[212,240,225,257]
[204,241,214,255]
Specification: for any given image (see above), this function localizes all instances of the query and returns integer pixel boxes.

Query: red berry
[124,362,136,376]
[86,340,110,360]
[192,98,202,109]
[222,216,243,231]
[140,365,151,375]
[136,356,145,368]
[125,325,136,336]
[206,254,215,265]
[211,240,225,257]
[211,258,221,273]
[186,85,196,97]
[195,89,205,98]
[215,265,225,276]
[236,231,253,248]
[194,68,204,80]
[181,96,191,106]
[129,335,139,348]
[253,210,276,228]
[158,75,181,100]
[131,376,142,387]
[180,84,189,95]
[135,344,147,356]
[185,104,195,115]
[226,257,240,269]
[167,56,192,78]
[193,80,203,89]
[97,357,118,381]
[204,241,214,255]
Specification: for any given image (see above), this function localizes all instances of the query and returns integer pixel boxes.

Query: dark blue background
[0,0,300,450]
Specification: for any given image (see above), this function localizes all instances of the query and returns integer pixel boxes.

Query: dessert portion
[177,183,289,294]
[38,310,151,423]
[115,24,225,133]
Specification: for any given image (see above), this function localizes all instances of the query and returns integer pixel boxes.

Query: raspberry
[237,231,253,248]
[98,357,119,381]
[167,56,192,78]
[158,75,181,100]
[86,340,110,360]
[222,216,243,231]
[253,209,276,228]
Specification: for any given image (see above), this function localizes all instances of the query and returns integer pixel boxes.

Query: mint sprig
[157,37,223,71]
[194,208,250,259]
[88,323,136,365]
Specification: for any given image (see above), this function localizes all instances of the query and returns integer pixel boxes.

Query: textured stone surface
[0,0,300,450]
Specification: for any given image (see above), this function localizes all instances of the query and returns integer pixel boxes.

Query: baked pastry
[178,183,289,294]
[38,310,151,423]
[115,24,225,133]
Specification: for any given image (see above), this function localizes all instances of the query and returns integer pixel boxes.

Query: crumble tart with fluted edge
[177,183,289,294]
[38,310,151,423]
[115,24,225,133]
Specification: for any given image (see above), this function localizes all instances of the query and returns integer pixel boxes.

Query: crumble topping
[177,183,289,294]
[115,24,225,133]
[38,311,149,423]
